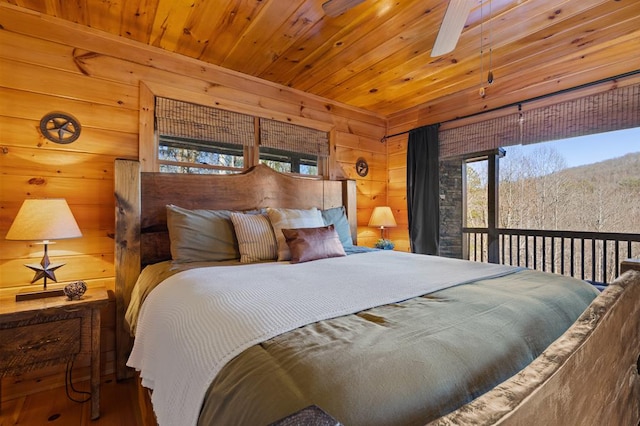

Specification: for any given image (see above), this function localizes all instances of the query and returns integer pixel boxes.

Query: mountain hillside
[559,152,640,185]
[467,150,640,234]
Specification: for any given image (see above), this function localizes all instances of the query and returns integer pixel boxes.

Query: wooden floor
[0,375,148,426]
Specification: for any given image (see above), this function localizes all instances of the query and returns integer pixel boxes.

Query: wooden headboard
[113,159,357,379]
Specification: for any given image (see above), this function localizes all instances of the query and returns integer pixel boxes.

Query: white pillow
[230,213,278,263]
[266,207,325,261]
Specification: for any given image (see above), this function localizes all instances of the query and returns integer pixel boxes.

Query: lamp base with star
[15,241,66,302]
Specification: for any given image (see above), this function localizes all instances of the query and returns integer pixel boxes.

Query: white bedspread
[127,251,520,426]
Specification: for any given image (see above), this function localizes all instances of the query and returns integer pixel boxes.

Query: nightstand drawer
[0,317,82,373]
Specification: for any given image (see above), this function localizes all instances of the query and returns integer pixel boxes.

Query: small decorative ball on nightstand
[64,280,87,300]
[374,239,395,250]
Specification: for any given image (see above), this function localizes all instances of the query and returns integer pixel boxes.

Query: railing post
[487,151,501,263]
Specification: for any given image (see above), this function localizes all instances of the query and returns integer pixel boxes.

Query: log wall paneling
[0,4,387,402]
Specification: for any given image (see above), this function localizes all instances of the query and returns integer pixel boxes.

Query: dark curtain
[406,124,440,255]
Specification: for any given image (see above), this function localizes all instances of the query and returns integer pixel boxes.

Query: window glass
[158,136,244,174]
[259,146,318,175]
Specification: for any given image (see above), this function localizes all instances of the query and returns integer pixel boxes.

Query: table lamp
[6,198,82,301]
[368,206,397,249]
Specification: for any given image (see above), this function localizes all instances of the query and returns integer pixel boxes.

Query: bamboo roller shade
[155,97,255,147]
[155,98,329,157]
[259,118,329,158]
[440,83,640,158]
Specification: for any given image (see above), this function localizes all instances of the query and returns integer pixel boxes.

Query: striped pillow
[230,212,278,263]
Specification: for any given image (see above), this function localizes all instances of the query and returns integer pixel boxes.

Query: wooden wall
[0,4,386,400]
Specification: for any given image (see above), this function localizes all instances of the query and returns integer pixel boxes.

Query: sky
[507,127,640,168]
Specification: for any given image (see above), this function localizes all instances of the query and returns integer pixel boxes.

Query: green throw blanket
[198,269,598,426]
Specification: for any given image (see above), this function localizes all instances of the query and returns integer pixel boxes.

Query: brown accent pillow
[282,225,347,264]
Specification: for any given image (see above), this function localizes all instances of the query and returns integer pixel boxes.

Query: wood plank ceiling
[3,0,639,117]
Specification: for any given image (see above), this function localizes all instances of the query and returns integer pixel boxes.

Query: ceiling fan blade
[431,0,474,57]
[322,0,367,17]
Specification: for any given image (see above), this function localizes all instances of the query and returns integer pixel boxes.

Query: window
[158,136,244,174]
[259,118,327,177]
[155,97,253,174]
[154,97,329,176]
[259,147,318,175]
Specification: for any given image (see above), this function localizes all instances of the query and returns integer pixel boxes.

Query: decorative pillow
[266,207,325,261]
[321,206,354,248]
[166,205,239,263]
[282,225,347,264]
[230,212,278,263]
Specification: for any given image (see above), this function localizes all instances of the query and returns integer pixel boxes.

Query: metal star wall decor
[39,112,81,144]
[355,157,369,177]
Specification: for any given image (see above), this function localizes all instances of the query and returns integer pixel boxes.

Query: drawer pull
[19,337,62,351]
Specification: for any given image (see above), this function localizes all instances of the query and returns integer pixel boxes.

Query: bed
[113,159,640,426]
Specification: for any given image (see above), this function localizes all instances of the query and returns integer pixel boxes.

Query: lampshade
[6,199,82,241]
[6,199,82,300]
[368,206,397,229]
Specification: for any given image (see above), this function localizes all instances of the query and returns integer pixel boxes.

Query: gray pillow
[321,206,354,248]
[166,205,239,263]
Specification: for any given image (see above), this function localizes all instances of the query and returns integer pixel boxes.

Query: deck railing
[463,227,640,285]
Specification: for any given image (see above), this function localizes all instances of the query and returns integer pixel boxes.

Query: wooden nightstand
[0,287,109,420]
